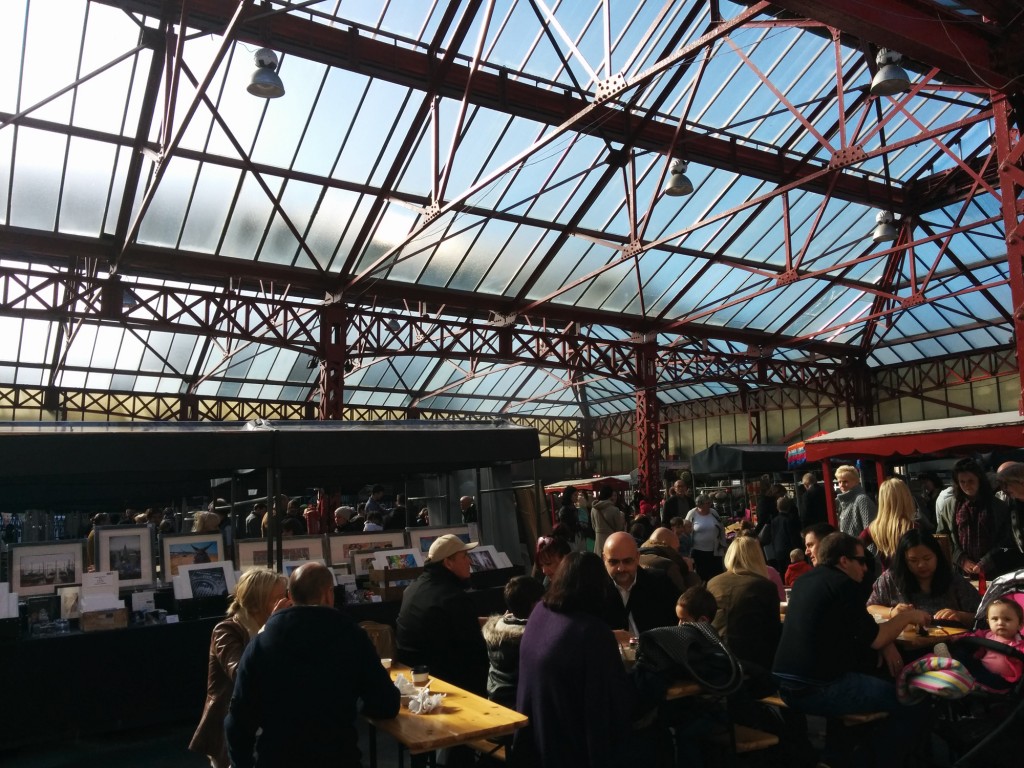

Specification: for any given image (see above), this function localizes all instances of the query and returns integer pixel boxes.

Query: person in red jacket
[784,546,812,586]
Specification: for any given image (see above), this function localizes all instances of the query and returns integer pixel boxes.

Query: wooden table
[365,664,528,768]
[895,624,967,651]
[665,679,703,700]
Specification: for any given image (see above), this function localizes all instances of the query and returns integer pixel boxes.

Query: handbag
[635,621,743,694]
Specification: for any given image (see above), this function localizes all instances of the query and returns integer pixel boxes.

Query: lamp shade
[872,210,898,243]
[664,161,694,197]
[247,48,285,98]
[870,49,910,97]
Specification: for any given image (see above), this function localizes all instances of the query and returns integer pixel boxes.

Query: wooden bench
[760,694,887,727]
[467,737,507,762]
[730,724,780,753]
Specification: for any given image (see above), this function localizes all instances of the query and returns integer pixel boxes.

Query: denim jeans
[778,673,928,768]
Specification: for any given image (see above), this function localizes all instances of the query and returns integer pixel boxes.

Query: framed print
[178,562,237,599]
[351,549,387,577]
[9,540,85,597]
[282,558,327,578]
[468,545,500,573]
[95,525,155,589]
[58,585,82,620]
[235,535,327,571]
[328,532,406,567]
[406,525,472,557]
[370,548,423,570]
[161,532,225,579]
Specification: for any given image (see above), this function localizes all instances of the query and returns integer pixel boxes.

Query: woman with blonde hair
[706,536,782,674]
[860,477,917,570]
[190,567,289,767]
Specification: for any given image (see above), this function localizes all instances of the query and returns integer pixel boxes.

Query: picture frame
[406,525,473,558]
[468,545,500,573]
[160,532,226,579]
[8,540,85,597]
[235,535,327,571]
[370,548,423,571]
[282,558,327,578]
[57,585,82,620]
[95,525,155,589]
[25,594,60,633]
[351,549,387,577]
[177,562,237,599]
[328,532,406,567]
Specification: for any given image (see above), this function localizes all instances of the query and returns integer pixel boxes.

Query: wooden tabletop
[665,679,703,700]
[895,624,967,650]
[366,665,528,755]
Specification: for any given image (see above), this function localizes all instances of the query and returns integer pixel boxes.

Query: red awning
[804,412,1024,462]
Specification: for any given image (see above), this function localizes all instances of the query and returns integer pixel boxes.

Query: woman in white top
[685,493,728,582]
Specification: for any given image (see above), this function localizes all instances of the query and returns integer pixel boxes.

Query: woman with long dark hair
[866,529,979,626]
[515,552,633,768]
[937,458,1011,577]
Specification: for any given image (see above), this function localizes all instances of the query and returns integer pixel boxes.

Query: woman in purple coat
[514,551,634,767]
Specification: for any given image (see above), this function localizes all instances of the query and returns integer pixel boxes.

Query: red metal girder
[764,1,1017,91]
[96,0,904,211]
[992,95,1024,412]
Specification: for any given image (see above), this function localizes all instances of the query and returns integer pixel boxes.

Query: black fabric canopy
[690,443,789,475]
[0,421,540,510]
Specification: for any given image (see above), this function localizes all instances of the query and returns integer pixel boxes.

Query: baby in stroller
[934,597,1024,691]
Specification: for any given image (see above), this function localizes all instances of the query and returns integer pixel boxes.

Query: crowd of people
[183,461,1024,768]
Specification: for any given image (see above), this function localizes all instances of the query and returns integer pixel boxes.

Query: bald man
[226,563,399,768]
[601,531,681,637]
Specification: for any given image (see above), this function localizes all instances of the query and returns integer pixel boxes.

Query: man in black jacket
[602,531,681,637]
[226,563,399,768]
[396,534,489,695]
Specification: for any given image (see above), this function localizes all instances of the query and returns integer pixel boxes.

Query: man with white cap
[396,534,489,695]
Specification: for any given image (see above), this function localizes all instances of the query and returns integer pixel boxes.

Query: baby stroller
[907,568,1024,767]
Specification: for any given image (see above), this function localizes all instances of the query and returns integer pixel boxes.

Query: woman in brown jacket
[189,567,288,767]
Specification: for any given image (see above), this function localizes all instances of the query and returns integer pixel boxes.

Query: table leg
[368,723,377,768]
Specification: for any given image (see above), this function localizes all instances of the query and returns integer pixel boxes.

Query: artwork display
[406,525,472,557]
[177,562,237,599]
[468,545,500,572]
[95,525,155,589]
[370,548,423,571]
[57,585,81,620]
[235,535,326,571]
[160,532,225,578]
[8,540,85,597]
[328,532,406,567]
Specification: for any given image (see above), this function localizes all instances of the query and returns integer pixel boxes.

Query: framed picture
[177,562,237,599]
[370,548,423,570]
[351,549,387,577]
[25,594,60,633]
[8,540,85,597]
[161,532,226,579]
[282,558,327,578]
[95,525,155,589]
[406,525,473,558]
[468,545,500,573]
[235,535,327,571]
[328,532,406,567]
[57,585,82,620]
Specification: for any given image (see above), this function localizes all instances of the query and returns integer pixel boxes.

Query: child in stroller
[934,597,1024,692]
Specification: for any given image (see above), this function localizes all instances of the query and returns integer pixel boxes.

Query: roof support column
[993,94,1024,413]
[635,341,661,504]
[318,304,348,421]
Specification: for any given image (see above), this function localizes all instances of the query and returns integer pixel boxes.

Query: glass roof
[0,0,1014,422]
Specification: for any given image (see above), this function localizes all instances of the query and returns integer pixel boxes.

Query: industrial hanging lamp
[247,48,285,98]
[664,160,694,197]
[872,210,899,243]
[870,49,910,97]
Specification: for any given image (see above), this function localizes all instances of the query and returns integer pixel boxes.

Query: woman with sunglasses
[866,529,979,627]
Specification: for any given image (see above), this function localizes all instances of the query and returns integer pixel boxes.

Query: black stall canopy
[690,443,789,475]
[0,420,541,510]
